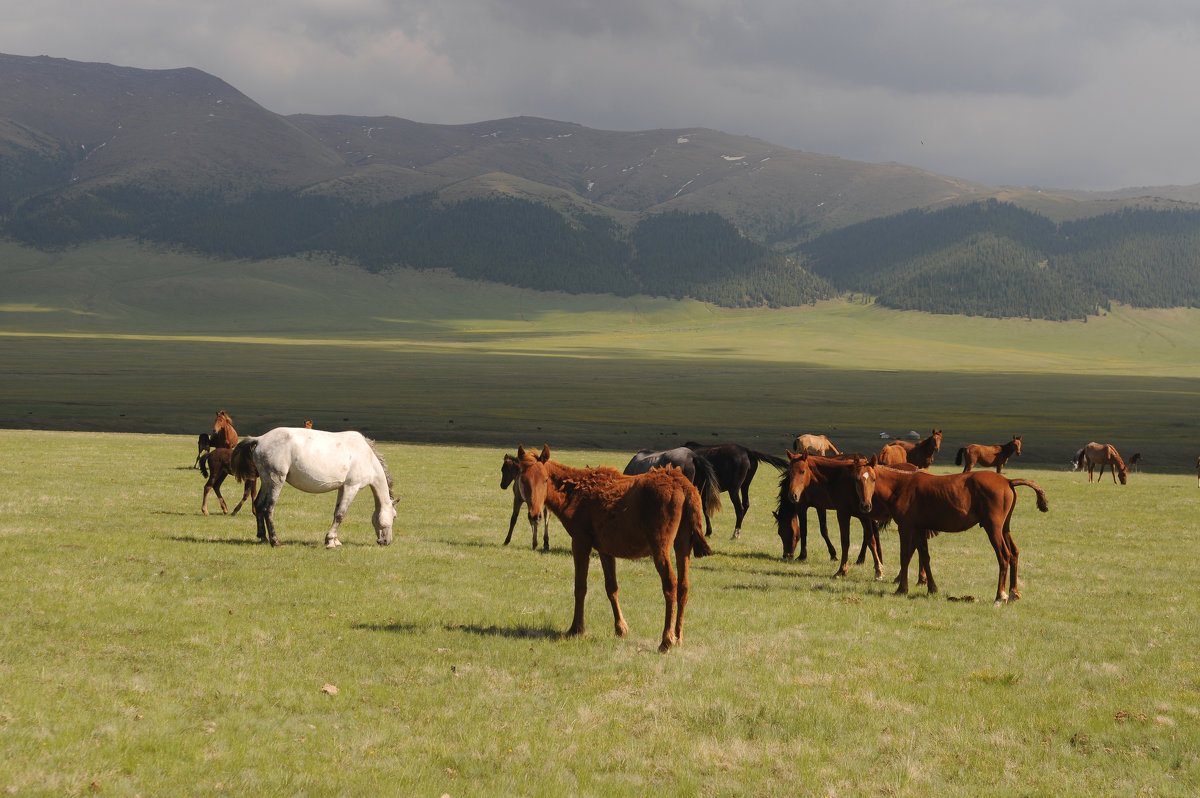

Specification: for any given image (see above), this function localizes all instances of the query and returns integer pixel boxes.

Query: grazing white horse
[794,433,840,456]
[230,427,398,548]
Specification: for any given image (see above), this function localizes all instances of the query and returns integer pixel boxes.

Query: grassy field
[0,430,1196,796]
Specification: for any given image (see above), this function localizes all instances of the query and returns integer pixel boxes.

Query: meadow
[0,429,1197,796]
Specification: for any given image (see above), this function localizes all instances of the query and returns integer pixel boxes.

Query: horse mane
[363,436,395,501]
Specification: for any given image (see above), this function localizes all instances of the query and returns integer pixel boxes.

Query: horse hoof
[325,539,342,549]
[658,641,674,654]
[615,622,630,638]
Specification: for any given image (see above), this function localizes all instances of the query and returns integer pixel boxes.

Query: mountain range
[4,51,1200,319]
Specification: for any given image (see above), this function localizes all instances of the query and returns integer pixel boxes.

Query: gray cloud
[4,0,1200,189]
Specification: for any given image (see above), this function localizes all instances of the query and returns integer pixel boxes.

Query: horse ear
[787,450,800,461]
[517,445,526,459]
[868,455,877,466]
[539,444,551,462]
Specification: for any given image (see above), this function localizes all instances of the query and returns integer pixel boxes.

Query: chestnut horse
[683,442,789,539]
[500,453,551,550]
[879,429,941,469]
[515,445,712,653]
[198,447,257,516]
[1075,442,1128,485]
[956,436,1022,473]
[212,410,238,449]
[852,458,1048,605]
[794,434,840,456]
[776,451,884,579]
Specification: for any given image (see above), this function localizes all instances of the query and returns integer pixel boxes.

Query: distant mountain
[3,52,1200,318]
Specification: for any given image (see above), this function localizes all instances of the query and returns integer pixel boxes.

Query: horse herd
[190,414,1179,653]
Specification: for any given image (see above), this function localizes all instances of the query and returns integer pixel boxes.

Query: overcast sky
[4,0,1199,190]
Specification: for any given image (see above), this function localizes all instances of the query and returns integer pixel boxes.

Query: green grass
[0,430,1197,796]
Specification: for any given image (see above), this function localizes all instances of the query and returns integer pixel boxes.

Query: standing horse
[515,445,712,653]
[199,447,257,516]
[956,436,1022,473]
[1075,442,1128,484]
[230,427,398,548]
[501,453,551,550]
[683,442,789,539]
[852,457,1048,605]
[879,429,942,469]
[623,447,722,536]
[194,433,214,468]
[776,451,884,579]
[211,411,238,449]
[794,434,840,456]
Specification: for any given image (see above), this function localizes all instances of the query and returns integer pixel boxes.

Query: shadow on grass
[168,535,374,548]
[354,621,565,641]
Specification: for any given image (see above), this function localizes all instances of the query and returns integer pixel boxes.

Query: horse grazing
[515,444,712,653]
[211,410,238,449]
[794,434,840,456]
[230,427,398,548]
[776,451,884,579]
[683,442,789,539]
[199,447,257,517]
[852,458,1048,605]
[878,429,941,469]
[623,447,722,536]
[956,436,1022,473]
[1075,442,1128,485]
[501,453,551,550]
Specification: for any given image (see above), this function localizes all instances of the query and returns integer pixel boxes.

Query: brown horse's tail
[1009,479,1049,513]
[955,447,966,466]
[229,439,258,483]
[198,452,211,478]
[684,486,714,558]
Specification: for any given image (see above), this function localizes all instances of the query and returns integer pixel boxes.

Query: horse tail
[691,454,722,518]
[198,452,211,478]
[1009,479,1049,513]
[1073,448,1086,471]
[828,441,841,455]
[749,449,790,471]
[684,487,713,558]
[955,447,965,466]
[229,439,258,482]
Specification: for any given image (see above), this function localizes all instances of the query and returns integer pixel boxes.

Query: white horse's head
[374,497,398,545]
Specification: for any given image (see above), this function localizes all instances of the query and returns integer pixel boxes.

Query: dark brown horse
[879,429,942,469]
[212,410,238,449]
[199,447,257,516]
[500,453,551,550]
[956,436,1022,473]
[683,442,789,539]
[515,445,712,653]
[776,451,884,579]
[852,457,1048,605]
[1076,442,1128,484]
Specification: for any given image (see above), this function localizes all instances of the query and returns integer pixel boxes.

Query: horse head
[852,456,876,515]
[783,449,813,504]
[1012,435,1022,456]
[500,454,519,489]
[516,445,552,524]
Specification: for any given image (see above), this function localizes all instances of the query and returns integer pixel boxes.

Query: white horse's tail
[229,437,259,482]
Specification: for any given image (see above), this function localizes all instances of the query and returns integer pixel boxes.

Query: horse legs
[324,485,361,549]
[503,492,522,545]
[833,510,853,577]
[672,542,691,649]
[894,528,917,595]
[728,485,748,539]
[540,509,550,551]
[231,478,256,517]
[254,478,286,545]
[857,519,884,579]
[202,473,229,516]
[567,538,591,637]
[915,534,936,594]
[648,550,678,653]
[599,552,630,640]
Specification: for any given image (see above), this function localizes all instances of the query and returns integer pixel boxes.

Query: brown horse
[1076,442,1128,484]
[199,447,257,516]
[852,457,1048,605]
[1195,456,1200,488]
[879,429,942,469]
[515,445,712,653]
[777,451,884,579]
[794,434,840,456]
[212,410,238,449]
[956,436,1022,473]
[500,453,550,550]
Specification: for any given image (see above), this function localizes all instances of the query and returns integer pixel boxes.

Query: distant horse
[623,447,722,536]
[515,444,712,653]
[1075,442,1128,485]
[501,453,551,550]
[794,434,841,456]
[683,442,789,539]
[776,451,884,579]
[212,410,238,449]
[852,457,1048,605]
[230,427,398,548]
[956,436,1022,473]
[1128,453,1142,472]
[304,420,314,429]
[193,433,215,468]
[199,447,257,517]
[1196,456,1200,488]
[878,429,941,469]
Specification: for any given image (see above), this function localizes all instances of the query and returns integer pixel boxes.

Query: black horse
[622,447,723,536]
[683,442,789,539]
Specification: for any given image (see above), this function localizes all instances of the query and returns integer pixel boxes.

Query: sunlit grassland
[0,430,1197,795]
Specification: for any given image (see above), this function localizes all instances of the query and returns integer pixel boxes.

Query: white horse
[793,433,840,456]
[230,427,398,548]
